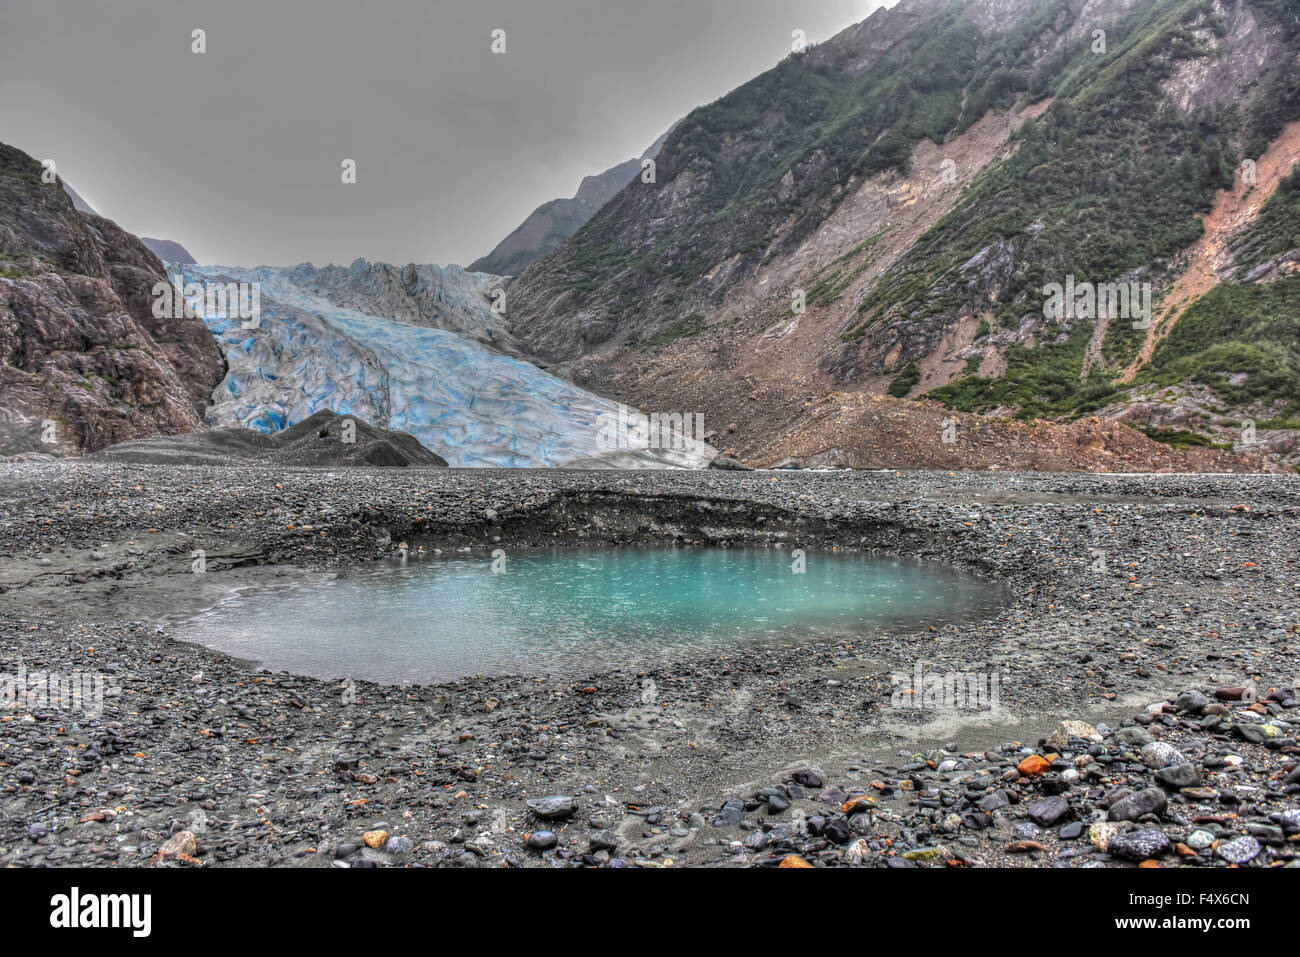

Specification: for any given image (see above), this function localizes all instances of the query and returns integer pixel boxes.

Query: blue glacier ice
[170,261,714,469]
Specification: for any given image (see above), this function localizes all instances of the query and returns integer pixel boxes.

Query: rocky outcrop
[93,410,449,468]
[468,126,673,277]
[0,142,225,455]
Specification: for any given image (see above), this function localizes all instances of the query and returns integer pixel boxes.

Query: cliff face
[506,0,1300,469]
[0,142,225,454]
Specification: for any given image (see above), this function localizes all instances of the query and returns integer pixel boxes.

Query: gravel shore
[0,463,1296,867]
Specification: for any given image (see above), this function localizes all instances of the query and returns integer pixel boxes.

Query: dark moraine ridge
[0,465,1296,868]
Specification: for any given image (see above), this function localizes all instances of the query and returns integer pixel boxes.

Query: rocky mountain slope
[60,181,198,265]
[0,142,225,455]
[507,0,1300,470]
[468,127,673,277]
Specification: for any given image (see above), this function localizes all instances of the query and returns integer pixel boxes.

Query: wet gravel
[0,462,1296,867]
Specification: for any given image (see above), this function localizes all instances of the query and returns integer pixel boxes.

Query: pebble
[526,831,558,851]
[1109,788,1167,822]
[1216,836,1261,865]
[526,796,577,821]
[1109,829,1170,861]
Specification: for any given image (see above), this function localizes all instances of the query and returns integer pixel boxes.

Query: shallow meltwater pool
[173,547,1005,684]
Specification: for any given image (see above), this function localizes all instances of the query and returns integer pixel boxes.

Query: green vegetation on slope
[853,0,1300,426]
[559,0,1117,325]
[1232,168,1300,274]
[1138,276,1300,416]
[848,0,1232,343]
[928,329,1120,419]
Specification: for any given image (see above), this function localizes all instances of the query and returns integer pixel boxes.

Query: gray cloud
[0,1,893,268]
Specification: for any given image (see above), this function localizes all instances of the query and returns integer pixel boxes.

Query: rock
[1245,824,1283,846]
[844,838,870,865]
[156,830,198,860]
[1234,723,1280,744]
[385,836,414,854]
[1140,741,1182,769]
[1266,687,1295,707]
[97,410,450,469]
[363,829,389,848]
[977,789,1012,813]
[822,818,852,844]
[842,794,874,815]
[0,142,224,456]
[1215,686,1253,701]
[527,796,577,820]
[791,768,823,788]
[1175,690,1209,714]
[1090,822,1121,851]
[1027,795,1071,827]
[902,846,943,861]
[1216,836,1261,864]
[779,855,813,868]
[1186,829,1215,850]
[1117,727,1154,746]
[708,456,753,471]
[1017,755,1051,777]
[1109,787,1167,822]
[1154,762,1200,789]
[526,830,558,851]
[1060,821,1085,840]
[816,785,848,805]
[713,798,746,828]
[1109,829,1170,861]
[1047,720,1103,750]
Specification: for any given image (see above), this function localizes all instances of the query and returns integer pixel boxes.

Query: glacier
[169,260,714,469]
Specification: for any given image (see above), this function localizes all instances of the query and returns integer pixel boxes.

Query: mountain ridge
[468,126,674,277]
[505,0,1300,469]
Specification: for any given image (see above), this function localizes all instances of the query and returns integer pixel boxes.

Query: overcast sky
[0,0,895,268]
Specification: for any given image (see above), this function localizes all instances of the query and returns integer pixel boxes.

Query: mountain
[506,0,1300,469]
[0,142,225,455]
[174,260,714,468]
[468,127,674,277]
[140,237,197,265]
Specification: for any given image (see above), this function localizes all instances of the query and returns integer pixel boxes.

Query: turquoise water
[175,548,1003,684]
